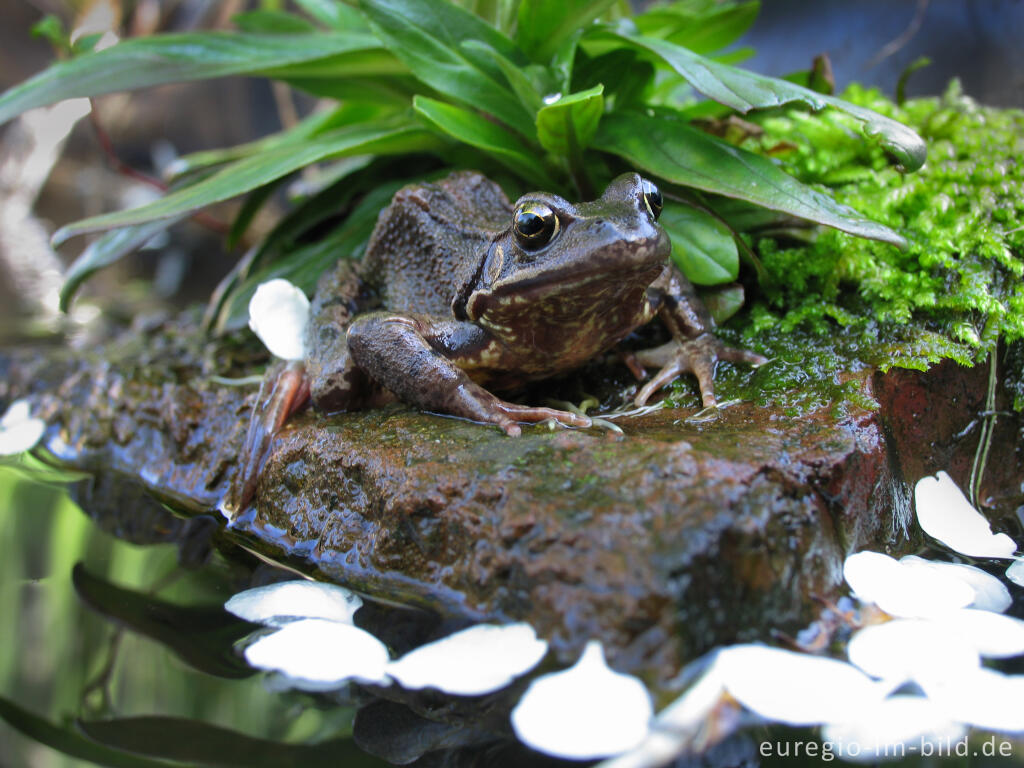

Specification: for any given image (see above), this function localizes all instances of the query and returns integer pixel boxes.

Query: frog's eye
[513,202,559,249]
[641,179,663,221]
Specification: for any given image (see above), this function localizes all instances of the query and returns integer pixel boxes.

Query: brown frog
[224,171,765,514]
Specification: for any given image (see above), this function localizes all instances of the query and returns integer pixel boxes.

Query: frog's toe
[719,345,769,367]
[495,402,592,430]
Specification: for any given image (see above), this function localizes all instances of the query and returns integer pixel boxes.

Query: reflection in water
[0,463,389,767]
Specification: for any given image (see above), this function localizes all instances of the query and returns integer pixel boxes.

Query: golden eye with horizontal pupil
[641,179,663,220]
[513,203,559,248]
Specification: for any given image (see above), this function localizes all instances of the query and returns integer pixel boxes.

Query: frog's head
[456,173,670,327]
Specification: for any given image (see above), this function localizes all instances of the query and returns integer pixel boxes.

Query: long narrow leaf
[359,0,536,137]
[413,96,557,187]
[54,120,441,242]
[517,0,618,63]
[0,32,382,127]
[60,217,189,311]
[602,28,926,172]
[593,110,906,246]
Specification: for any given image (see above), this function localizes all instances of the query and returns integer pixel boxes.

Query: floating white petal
[899,556,1011,613]
[847,619,979,684]
[822,695,966,762]
[596,662,727,768]
[715,645,885,726]
[1007,558,1024,588]
[914,472,1017,558]
[923,609,1024,659]
[225,580,362,627]
[247,279,310,361]
[243,618,389,690]
[0,399,45,455]
[511,641,653,760]
[387,622,547,696]
[843,551,974,618]
[921,668,1024,733]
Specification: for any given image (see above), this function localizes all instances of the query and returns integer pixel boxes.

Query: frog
[222,171,765,515]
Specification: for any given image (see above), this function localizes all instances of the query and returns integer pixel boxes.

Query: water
[0,463,388,767]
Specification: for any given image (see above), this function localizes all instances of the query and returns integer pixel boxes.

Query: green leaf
[0,32,382,127]
[359,0,536,137]
[593,110,906,246]
[293,0,371,31]
[517,0,618,63]
[461,40,545,114]
[701,283,746,324]
[54,119,440,242]
[60,217,189,311]
[72,564,255,680]
[0,697,179,768]
[536,85,604,157]
[603,29,927,172]
[77,717,374,768]
[232,10,317,34]
[414,96,556,187]
[659,203,738,285]
[635,1,760,54]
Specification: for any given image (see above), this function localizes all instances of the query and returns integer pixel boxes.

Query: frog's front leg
[347,312,592,435]
[634,265,767,407]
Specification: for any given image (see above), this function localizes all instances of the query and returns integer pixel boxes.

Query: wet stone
[1,325,1020,704]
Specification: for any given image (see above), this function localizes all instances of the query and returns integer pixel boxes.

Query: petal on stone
[511,641,653,760]
[225,580,362,627]
[387,623,548,696]
[247,279,310,361]
[1007,558,1024,588]
[843,551,974,618]
[0,399,32,429]
[924,609,1024,658]
[921,668,1024,733]
[243,618,390,690]
[915,472,1018,558]
[847,619,979,684]
[0,417,45,456]
[716,645,886,726]
[822,695,966,762]
[899,555,1011,613]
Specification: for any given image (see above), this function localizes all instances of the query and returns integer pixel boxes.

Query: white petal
[511,641,653,760]
[715,645,886,726]
[1007,558,1024,588]
[843,551,974,618]
[899,555,1011,613]
[247,279,310,361]
[1,399,32,429]
[822,695,966,762]
[915,472,1018,558]
[243,618,389,690]
[924,609,1024,658]
[387,623,548,696]
[594,663,727,768]
[921,668,1024,733]
[0,417,45,455]
[225,580,362,627]
[847,619,979,684]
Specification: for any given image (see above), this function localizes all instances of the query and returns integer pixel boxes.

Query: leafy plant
[0,0,925,333]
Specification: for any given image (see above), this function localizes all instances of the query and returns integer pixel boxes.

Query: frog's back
[363,172,511,315]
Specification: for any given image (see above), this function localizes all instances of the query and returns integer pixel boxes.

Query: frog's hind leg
[347,312,591,435]
[221,363,310,519]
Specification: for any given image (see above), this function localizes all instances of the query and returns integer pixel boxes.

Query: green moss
[739,81,1024,397]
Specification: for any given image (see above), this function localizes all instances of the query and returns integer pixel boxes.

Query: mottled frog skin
[224,171,764,513]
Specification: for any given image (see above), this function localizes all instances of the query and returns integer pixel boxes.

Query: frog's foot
[221,362,310,519]
[633,334,767,408]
